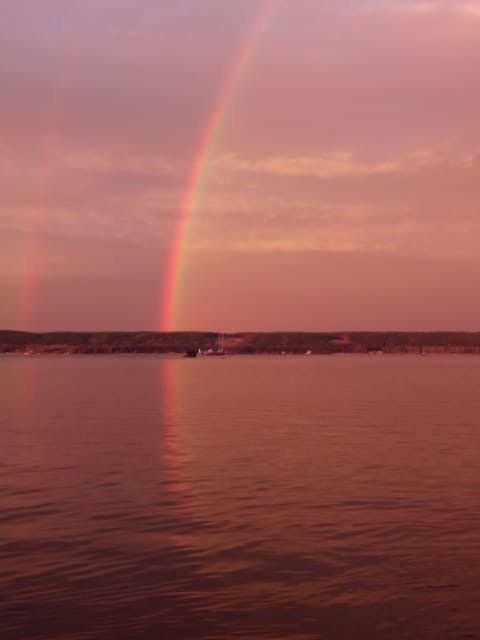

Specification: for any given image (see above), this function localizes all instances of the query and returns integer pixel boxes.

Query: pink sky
[1,0,480,331]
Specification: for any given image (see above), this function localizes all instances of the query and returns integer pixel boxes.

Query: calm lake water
[2,354,480,639]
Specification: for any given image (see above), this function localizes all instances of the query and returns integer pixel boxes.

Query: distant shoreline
[2,330,480,355]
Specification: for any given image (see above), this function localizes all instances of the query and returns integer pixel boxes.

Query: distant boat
[184,349,198,358]
[205,332,225,356]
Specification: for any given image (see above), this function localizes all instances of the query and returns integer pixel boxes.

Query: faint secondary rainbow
[16,24,79,331]
[160,0,280,331]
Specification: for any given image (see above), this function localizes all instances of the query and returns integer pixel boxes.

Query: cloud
[212,149,469,179]
[360,0,480,15]
[214,152,396,178]
[0,140,184,250]
[181,144,480,260]
[1,142,175,179]
[55,148,174,178]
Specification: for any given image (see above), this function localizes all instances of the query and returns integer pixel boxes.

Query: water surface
[2,354,480,639]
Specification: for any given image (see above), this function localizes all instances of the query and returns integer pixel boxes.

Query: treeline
[3,330,480,354]
[0,331,218,354]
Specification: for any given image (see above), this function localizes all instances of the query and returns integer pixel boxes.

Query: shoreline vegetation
[3,330,480,355]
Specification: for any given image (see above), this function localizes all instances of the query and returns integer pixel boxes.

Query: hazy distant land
[2,331,480,355]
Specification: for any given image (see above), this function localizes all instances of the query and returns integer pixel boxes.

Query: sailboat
[205,332,225,356]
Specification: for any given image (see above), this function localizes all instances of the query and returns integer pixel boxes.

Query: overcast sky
[2,0,480,331]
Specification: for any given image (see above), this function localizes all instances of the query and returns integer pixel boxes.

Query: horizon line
[3,329,480,335]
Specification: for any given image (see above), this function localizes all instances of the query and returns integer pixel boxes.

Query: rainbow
[17,35,74,331]
[159,0,280,331]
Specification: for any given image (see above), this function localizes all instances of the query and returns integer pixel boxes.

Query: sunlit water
[2,354,480,639]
